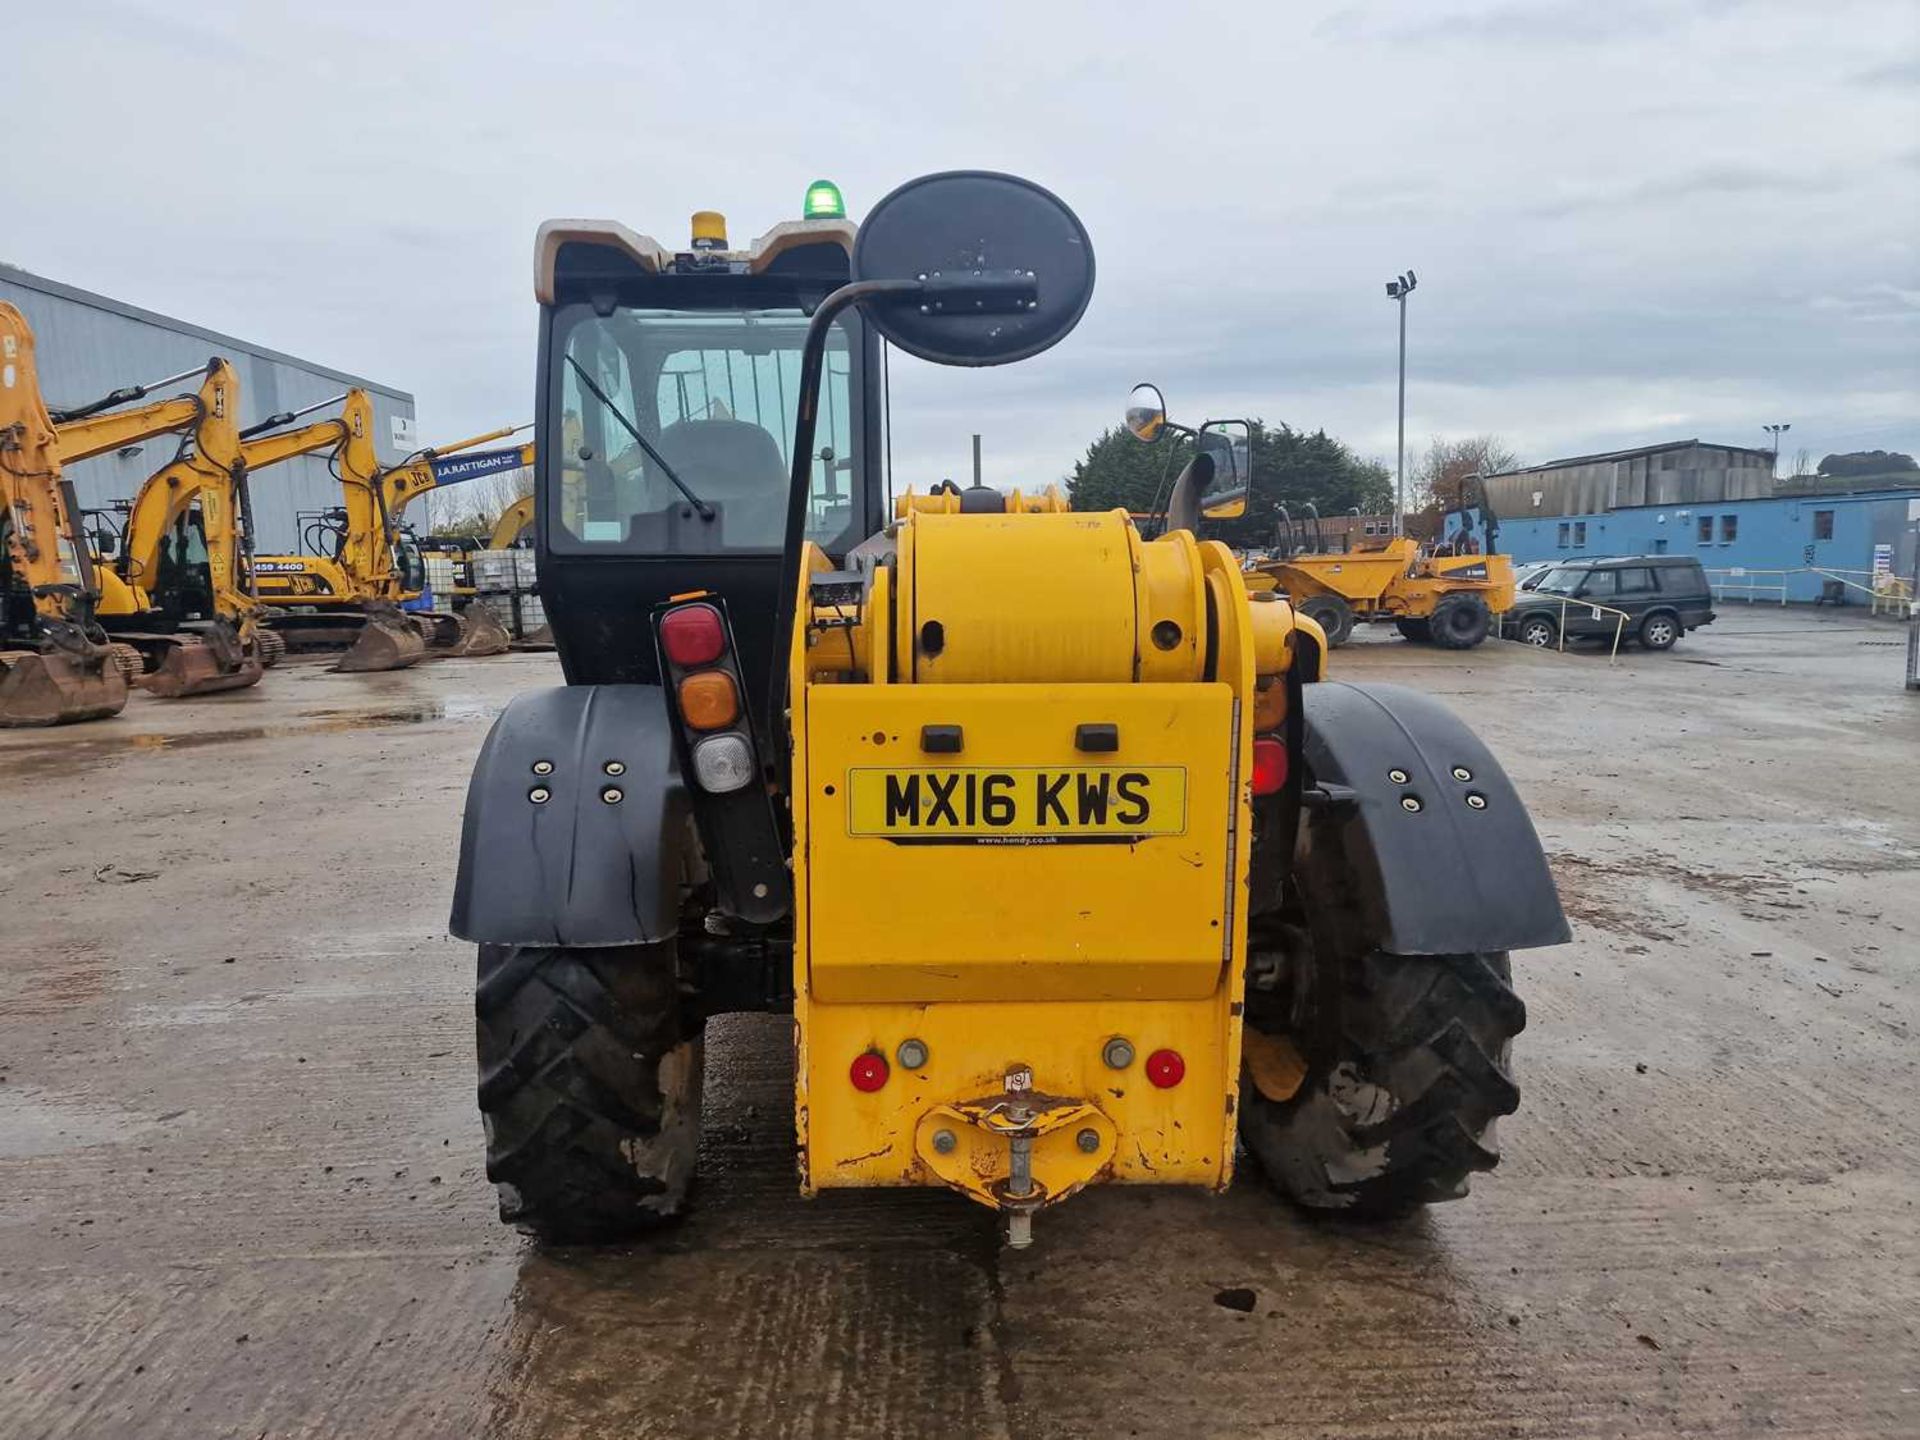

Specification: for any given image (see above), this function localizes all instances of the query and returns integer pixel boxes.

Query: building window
[1697,516,1714,544]
[1721,514,1738,544]
[1573,521,1587,547]
[1813,509,1834,541]
[1557,522,1570,549]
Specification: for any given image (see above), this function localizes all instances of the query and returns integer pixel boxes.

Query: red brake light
[1251,738,1288,796]
[1145,1049,1186,1088]
[849,1052,889,1092]
[660,604,726,668]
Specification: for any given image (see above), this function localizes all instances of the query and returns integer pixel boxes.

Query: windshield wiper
[564,356,715,521]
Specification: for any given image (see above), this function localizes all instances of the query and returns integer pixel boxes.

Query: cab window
[550,305,862,555]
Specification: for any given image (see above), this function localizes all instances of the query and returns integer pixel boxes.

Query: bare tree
[1790,446,1813,479]
[424,464,535,538]
[1411,435,1519,512]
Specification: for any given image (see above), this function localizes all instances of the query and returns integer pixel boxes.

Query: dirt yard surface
[2,606,1916,1439]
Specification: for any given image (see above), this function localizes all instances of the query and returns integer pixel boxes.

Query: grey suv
[1502,555,1715,651]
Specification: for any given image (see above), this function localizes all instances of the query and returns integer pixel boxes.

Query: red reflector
[849,1052,889,1092]
[1145,1048,1186,1088]
[660,604,726,668]
[1251,738,1288,797]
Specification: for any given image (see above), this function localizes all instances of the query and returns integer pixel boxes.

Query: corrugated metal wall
[1487,443,1776,520]
[1498,489,1920,604]
[1,265,414,555]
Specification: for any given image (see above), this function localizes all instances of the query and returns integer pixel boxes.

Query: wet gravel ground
[1,606,1916,1439]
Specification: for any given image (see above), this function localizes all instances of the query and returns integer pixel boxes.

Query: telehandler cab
[451,173,1568,1247]
[0,303,130,726]
[55,358,277,695]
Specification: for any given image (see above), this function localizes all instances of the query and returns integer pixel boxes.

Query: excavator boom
[0,303,131,725]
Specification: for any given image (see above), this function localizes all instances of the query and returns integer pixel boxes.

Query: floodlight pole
[1763,422,1791,479]
[1387,270,1417,537]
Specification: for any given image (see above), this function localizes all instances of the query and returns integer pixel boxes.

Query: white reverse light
[691,733,754,793]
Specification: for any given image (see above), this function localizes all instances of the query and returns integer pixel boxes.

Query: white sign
[1872,543,1894,579]
[391,415,418,450]
[1729,566,1747,577]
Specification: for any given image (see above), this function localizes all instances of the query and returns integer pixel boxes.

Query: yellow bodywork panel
[791,520,1259,1214]
[807,683,1234,1004]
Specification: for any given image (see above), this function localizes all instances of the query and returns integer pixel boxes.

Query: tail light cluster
[657,598,755,794]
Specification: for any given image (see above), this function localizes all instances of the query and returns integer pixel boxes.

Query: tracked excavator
[247,398,522,670]
[54,358,274,695]
[0,304,130,726]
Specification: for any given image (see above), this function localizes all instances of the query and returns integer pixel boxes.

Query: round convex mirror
[1126,382,1167,442]
[852,171,1095,367]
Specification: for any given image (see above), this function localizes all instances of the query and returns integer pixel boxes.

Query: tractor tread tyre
[476,941,700,1244]
[1242,950,1524,1216]
[1428,593,1492,650]
[1300,595,1356,649]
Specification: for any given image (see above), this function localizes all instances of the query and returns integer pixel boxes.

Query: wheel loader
[0,303,131,726]
[450,173,1568,1248]
[246,395,521,670]
[54,358,276,695]
[1245,477,1518,650]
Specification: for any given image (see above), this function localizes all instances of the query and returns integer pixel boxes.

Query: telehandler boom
[0,303,130,726]
[450,174,1568,1248]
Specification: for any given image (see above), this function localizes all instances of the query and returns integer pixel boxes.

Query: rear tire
[1298,595,1355,649]
[1394,618,1431,643]
[1239,805,1525,1215]
[1638,611,1679,650]
[476,942,701,1243]
[1428,593,1492,650]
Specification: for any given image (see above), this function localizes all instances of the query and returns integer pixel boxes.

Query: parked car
[1502,555,1715,651]
[1515,562,1555,592]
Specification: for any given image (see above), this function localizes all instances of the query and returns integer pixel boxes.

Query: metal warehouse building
[1,264,414,554]
[1484,439,1776,519]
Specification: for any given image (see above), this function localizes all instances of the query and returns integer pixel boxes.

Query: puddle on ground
[0,696,500,775]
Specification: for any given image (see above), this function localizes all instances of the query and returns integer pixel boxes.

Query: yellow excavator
[248,399,520,670]
[51,357,274,695]
[0,303,131,726]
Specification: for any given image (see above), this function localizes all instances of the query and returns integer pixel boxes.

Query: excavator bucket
[336,608,429,673]
[442,603,511,658]
[138,640,264,699]
[0,649,130,727]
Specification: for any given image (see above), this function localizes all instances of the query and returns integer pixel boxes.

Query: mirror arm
[769,277,924,752]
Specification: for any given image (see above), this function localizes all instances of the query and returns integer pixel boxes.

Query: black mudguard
[1300,681,1570,955]
[449,685,687,947]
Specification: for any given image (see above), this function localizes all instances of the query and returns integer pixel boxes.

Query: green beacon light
[804,179,846,220]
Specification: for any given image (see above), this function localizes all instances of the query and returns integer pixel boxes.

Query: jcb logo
[849,767,1187,844]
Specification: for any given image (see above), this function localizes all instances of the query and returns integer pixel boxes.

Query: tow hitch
[914,1064,1116,1248]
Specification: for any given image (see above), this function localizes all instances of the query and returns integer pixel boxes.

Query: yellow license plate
[846,766,1188,844]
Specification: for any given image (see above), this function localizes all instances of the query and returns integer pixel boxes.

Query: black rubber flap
[852,170,1095,366]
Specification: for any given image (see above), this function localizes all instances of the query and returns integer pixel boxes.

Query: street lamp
[1385,270,1417,535]
[1762,422,1791,479]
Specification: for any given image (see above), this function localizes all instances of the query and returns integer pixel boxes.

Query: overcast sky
[12,0,1918,488]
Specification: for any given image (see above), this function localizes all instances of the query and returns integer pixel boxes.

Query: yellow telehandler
[247,398,521,670]
[0,303,130,726]
[54,359,275,695]
[448,174,1568,1248]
